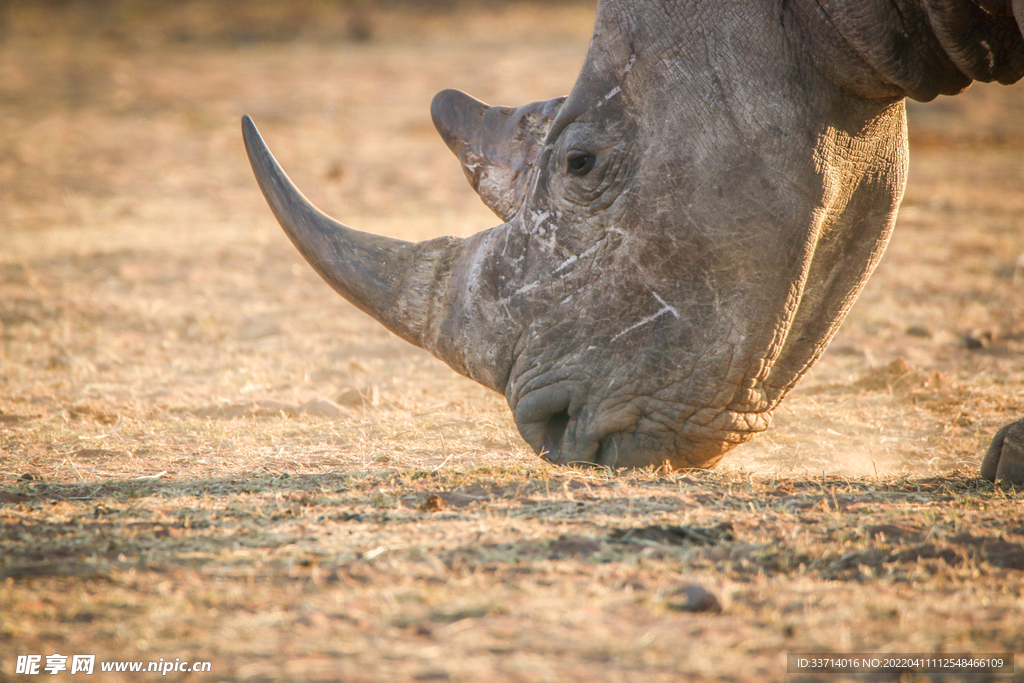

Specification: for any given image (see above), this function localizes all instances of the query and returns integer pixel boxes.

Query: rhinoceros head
[244,0,1023,469]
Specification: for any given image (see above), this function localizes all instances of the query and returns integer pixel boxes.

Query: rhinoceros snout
[511,379,772,470]
[512,386,584,465]
[512,385,661,469]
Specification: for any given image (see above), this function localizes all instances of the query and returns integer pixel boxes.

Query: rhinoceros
[243,0,1024,483]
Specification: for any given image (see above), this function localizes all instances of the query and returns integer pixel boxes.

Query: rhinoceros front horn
[241,115,481,377]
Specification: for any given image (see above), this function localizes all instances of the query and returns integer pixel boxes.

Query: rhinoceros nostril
[540,409,571,462]
[596,434,622,468]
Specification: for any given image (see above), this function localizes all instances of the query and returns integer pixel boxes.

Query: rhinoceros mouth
[515,383,773,469]
[591,413,771,469]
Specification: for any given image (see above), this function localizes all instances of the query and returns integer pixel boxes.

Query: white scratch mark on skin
[611,291,680,341]
[494,281,539,312]
[651,292,680,319]
[529,210,558,252]
[554,254,578,273]
[595,86,621,109]
[464,231,490,300]
[623,54,636,75]
[535,235,557,253]
[500,223,514,258]
[553,242,600,274]
[515,282,539,297]
[476,164,518,211]
[980,40,995,72]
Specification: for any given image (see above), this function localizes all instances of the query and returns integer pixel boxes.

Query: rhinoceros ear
[242,115,466,354]
[815,0,1024,100]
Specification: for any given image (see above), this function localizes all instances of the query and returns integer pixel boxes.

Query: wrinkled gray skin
[243,0,1024,482]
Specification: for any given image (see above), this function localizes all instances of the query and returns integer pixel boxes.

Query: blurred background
[0,0,593,253]
[0,0,589,44]
[0,0,597,476]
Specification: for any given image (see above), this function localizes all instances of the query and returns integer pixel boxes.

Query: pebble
[667,584,722,613]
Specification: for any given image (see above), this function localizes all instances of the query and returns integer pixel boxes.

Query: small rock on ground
[666,584,722,613]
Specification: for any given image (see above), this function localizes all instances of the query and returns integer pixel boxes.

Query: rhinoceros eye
[566,150,596,177]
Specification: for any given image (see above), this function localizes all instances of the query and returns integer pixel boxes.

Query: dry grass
[1,3,1023,682]
[2,467,1023,682]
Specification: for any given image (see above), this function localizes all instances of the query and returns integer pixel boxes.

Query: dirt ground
[1,3,1023,681]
